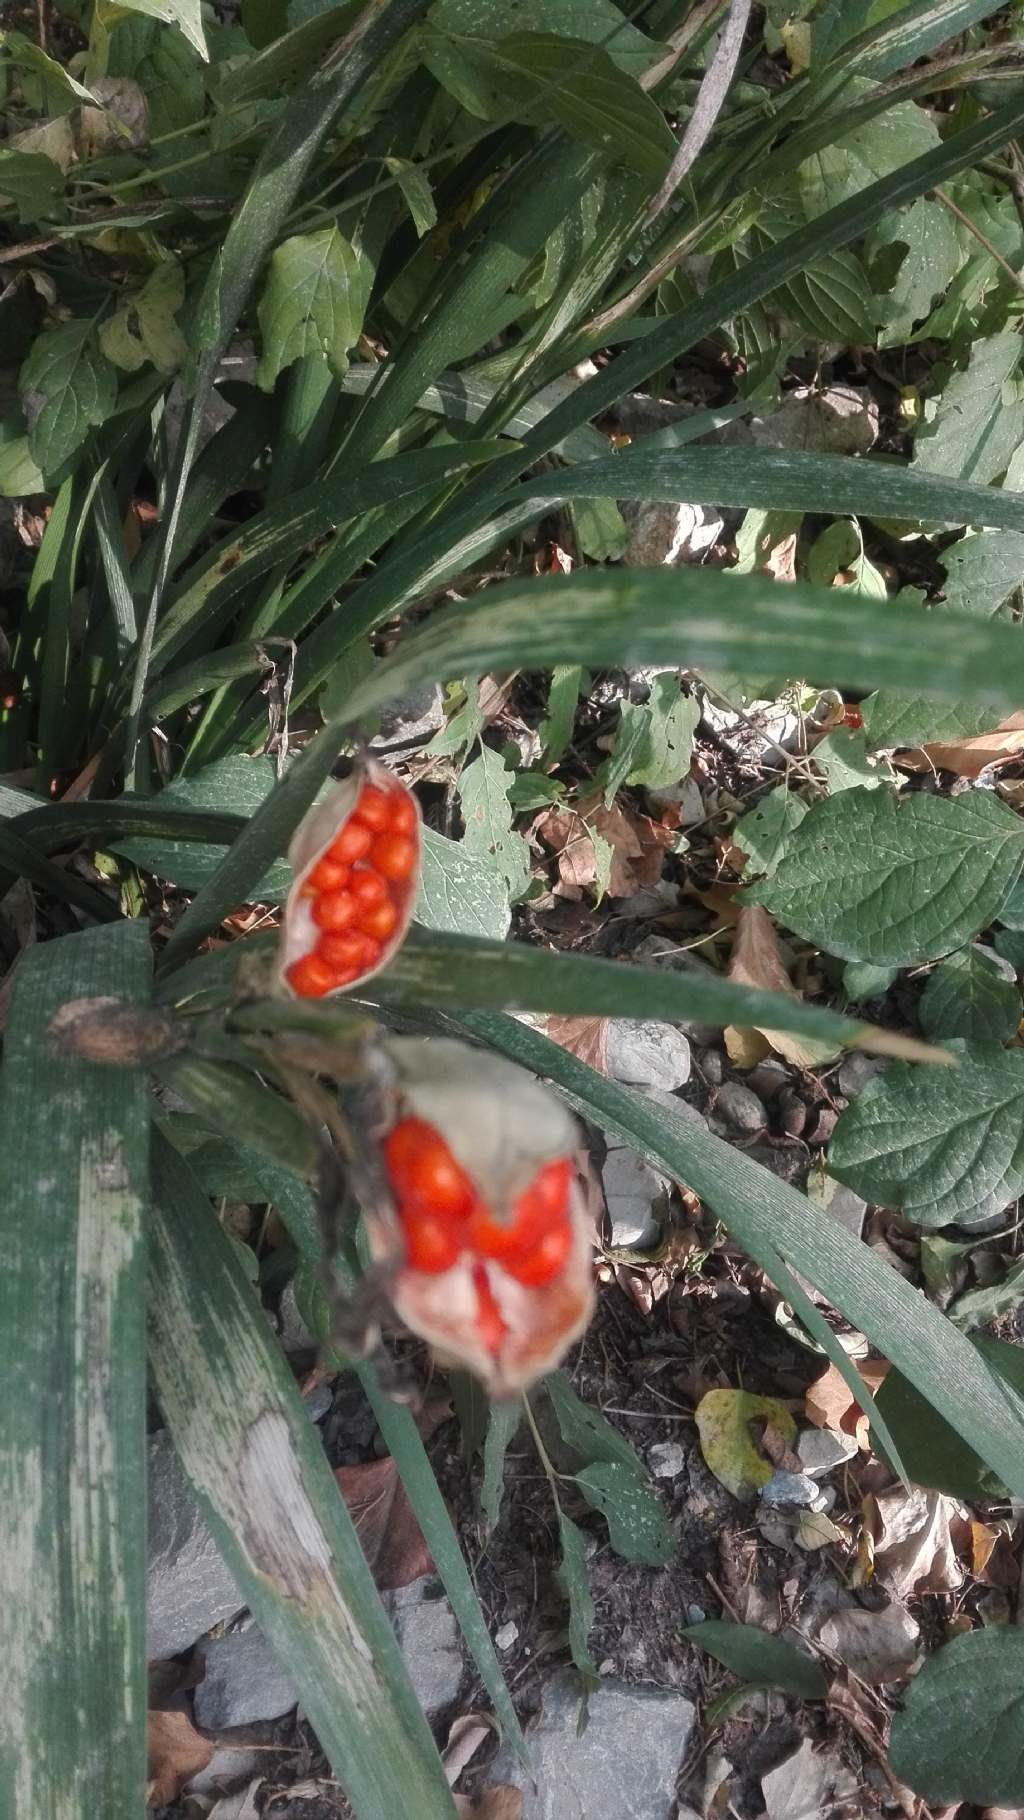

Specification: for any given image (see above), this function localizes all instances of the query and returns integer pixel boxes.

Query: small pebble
[746,1059,790,1101]
[700,1050,725,1085]
[836,1054,885,1098]
[760,1470,829,1511]
[495,1622,519,1651]
[648,1441,686,1479]
[606,1019,691,1090]
[685,1604,706,1626]
[797,1428,859,1478]
[715,1081,766,1134]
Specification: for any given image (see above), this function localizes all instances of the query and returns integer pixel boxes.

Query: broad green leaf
[812,729,890,793]
[797,97,939,218]
[158,571,1024,973]
[0,923,150,1817]
[103,0,207,57]
[870,197,962,347]
[919,946,1022,1044]
[540,664,582,768]
[734,788,809,879]
[481,1400,521,1533]
[575,1460,674,1567]
[0,418,45,496]
[951,1255,1024,1328]
[0,146,65,222]
[215,0,363,103]
[99,259,188,375]
[806,520,887,597]
[556,1510,598,1693]
[457,745,529,903]
[454,1011,1024,1500]
[913,333,1024,486]
[889,1629,1024,1805]
[859,690,995,750]
[481,35,674,182]
[419,827,512,940]
[873,1367,998,1501]
[544,1369,647,1473]
[430,0,661,72]
[843,959,896,1000]
[773,247,878,342]
[571,495,627,562]
[621,677,699,791]
[829,1039,1024,1228]
[694,1389,796,1499]
[746,787,1024,965]
[147,1137,459,1818]
[997,880,1024,931]
[256,228,372,391]
[941,530,1024,617]
[20,321,117,475]
[683,1621,827,1700]
[0,28,98,109]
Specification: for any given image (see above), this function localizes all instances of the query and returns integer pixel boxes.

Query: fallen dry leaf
[725,905,839,1068]
[443,1713,494,1785]
[819,1604,920,1684]
[804,1358,890,1446]
[534,794,676,899]
[454,1788,523,1819]
[545,1014,608,1072]
[872,1486,962,1597]
[334,1409,450,1590]
[901,710,1024,777]
[146,1709,214,1806]
[208,1779,263,1820]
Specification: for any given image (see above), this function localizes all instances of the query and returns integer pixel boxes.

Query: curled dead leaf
[804,1358,890,1446]
[146,1709,214,1806]
[725,905,839,1068]
[453,1787,523,1819]
[900,710,1024,778]
[545,1014,608,1072]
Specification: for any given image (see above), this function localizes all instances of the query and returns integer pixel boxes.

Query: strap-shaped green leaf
[147,1134,460,1820]
[0,922,151,1818]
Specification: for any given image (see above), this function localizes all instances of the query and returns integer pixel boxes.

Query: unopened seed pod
[279,762,421,999]
[371,1038,595,1396]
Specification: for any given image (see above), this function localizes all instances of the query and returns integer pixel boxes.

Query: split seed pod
[279,762,421,999]
[371,1038,595,1396]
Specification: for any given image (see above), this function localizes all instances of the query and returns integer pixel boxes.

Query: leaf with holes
[575,1460,674,1567]
[745,787,1024,965]
[20,321,118,475]
[913,333,1024,487]
[256,228,373,391]
[457,746,529,905]
[829,1041,1024,1229]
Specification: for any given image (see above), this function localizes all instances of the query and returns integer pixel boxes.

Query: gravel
[605,1019,691,1090]
[714,1081,767,1133]
[648,1441,687,1479]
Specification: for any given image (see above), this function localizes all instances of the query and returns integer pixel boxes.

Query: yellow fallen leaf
[695,1387,797,1499]
[727,905,839,1068]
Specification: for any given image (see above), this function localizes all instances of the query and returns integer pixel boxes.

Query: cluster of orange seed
[383,1114,574,1289]
[285,780,418,997]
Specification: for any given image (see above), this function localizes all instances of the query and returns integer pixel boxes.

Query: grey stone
[700,1050,725,1085]
[603,1146,671,1249]
[385,1578,463,1717]
[370,682,445,750]
[491,1666,695,1820]
[685,1604,706,1626]
[714,1081,766,1134]
[606,1019,691,1090]
[147,1431,245,1661]
[622,499,724,568]
[818,1180,868,1240]
[194,1620,295,1729]
[746,1059,791,1102]
[648,1441,686,1479]
[749,385,879,458]
[760,1471,829,1511]
[496,1621,519,1651]
[797,1428,859,1478]
[836,1053,886,1098]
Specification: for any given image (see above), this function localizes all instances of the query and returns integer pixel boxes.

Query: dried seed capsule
[280,761,421,998]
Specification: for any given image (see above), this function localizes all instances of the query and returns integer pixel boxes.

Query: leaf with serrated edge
[918,947,1022,1044]
[889,1628,1024,1805]
[860,691,995,751]
[20,320,117,474]
[256,228,372,392]
[746,787,1024,965]
[829,1040,1024,1228]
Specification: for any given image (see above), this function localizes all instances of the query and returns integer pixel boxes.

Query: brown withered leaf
[545,1015,608,1072]
[454,1788,523,1819]
[725,904,839,1068]
[534,795,676,899]
[804,1358,890,1446]
[334,1402,448,1591]
[146,1710,214,1806]
[901,709,1024,778]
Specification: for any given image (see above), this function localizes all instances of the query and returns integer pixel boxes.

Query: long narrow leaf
[0,923,151,1817]
[147,1134,459,1820]
[456,1010,1024,1501]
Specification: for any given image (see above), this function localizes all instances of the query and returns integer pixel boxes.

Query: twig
[932,183,1024,296]
[647,0,753,222]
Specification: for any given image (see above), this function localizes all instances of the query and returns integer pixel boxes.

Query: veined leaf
[829,1040,1024,1229]
[105,0,207,57]
[0,147,66,223]
[479,35,674,181]
[913,333,1024,487]
[918,947,1022,1044]
[457,745,529,904]
[889,1628,1024,1805]
[746,787,1024,966]
[0,923,151,1817]
[256,228,372,391]
[860,691,996,750]
[20,321,117,476]
[147,1136,460,1819]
